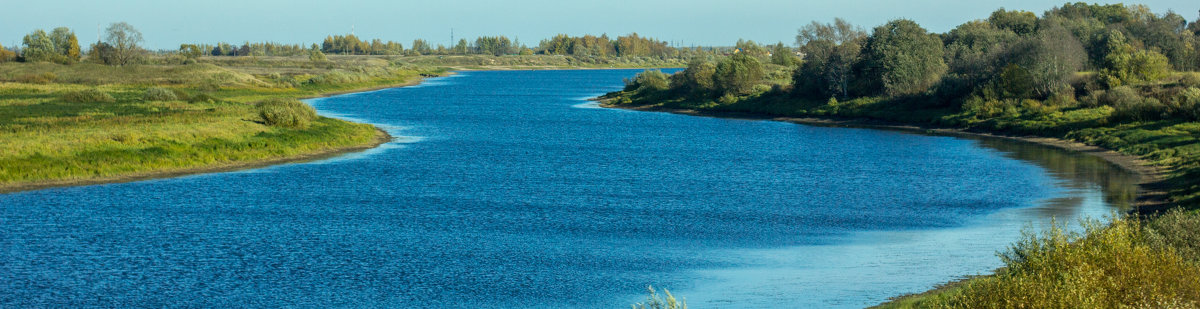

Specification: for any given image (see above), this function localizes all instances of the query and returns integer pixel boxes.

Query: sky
[3,0,1199,50]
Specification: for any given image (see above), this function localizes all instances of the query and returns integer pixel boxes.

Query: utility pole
[451,28,454,47]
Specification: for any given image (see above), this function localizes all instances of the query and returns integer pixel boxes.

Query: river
[0,69,1137,308]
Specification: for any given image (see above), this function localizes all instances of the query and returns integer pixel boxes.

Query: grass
[0,56,440,190]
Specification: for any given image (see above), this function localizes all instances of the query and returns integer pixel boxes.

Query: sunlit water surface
[0,70,1137,308]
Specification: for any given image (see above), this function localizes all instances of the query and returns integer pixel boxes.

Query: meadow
[0,56,444,192]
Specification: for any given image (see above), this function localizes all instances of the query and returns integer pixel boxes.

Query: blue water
[0,70,1135,308]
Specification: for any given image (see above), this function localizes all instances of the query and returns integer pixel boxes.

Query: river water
[0,70,1137,308]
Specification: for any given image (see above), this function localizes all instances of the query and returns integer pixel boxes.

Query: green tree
[769,43,797,66]
[309,45,327,62]
[997,64,1034,99]
[670,57,717,94]
[453,39,469,54]
[50,27,81,62]
[794,18,867,98]
[22,30,59,63]
[942,20,1020,94]
[411,39,432,55]
[1099,30,1171,86]
[103,22,144,66]
[475,36,513,56]
[1014,20,1087,96]
[988,9,1039,36]
[714,54,764,96]
[862,19,947,96]
[179,44,205,59]
[0,43,16,63]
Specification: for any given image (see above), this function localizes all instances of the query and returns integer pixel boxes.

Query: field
[0,56,445,192]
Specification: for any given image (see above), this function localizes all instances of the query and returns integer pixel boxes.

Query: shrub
[188,93,220,104]
[933,217,1200,308]
[1180,74,1200,88]
[0,43,16,62]
[625,69,669,93]
[1044,85,1077,108]
[1105,86,1168,122]
[255,98,317,129]
[61,89,115,103]
[142,87,179,101]
[1145,209,1200,262]
[1178,88,1200,121]
[16,72,57,84]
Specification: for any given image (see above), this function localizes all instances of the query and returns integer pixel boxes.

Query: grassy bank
[0,56,446,192]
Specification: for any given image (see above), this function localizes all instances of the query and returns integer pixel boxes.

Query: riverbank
[598,100,1169,210]
[0,58,440,194]
[597,97,1198,307]
[0,128,391,194]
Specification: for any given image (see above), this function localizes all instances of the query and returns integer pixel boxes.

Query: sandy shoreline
[598,101,1170,212]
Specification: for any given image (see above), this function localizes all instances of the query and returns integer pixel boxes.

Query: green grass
[0,56,433,190]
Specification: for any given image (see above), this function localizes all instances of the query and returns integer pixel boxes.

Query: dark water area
[0,70,1137,308]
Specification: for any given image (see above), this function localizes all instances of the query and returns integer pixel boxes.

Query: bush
[933,216,1200,308]
[1178,88,1200,121]
[16,72,57,84]
[1180,74,1200,88]
[1105,86,1169,122]
[255,98,317,129]
[142,87,179,101]
[188,93,220,104]
[61,89,116,103]
[1045,85,1077,108]
[1145,209,1200,262]
[625,69,669,93]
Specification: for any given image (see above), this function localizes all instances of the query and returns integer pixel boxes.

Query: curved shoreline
[0,76,431,195]
[0,128,392,194]
[598,101,1169,211]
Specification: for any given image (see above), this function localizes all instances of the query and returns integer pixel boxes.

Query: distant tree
[988,9,1039,36]
[861,19,947,96]
[86,42,117,65]
[50,27,80,62]
[714,53,765,95]
[179,44,205,59]
[669,57,717,95]
[453,39,469,54]
[309,45,327,62]
[22,29,59,63]
[941,20,1021,96]
[475,36,513,56]
[734,39,768,56]
[411,39,432,55]
[794,18,867,98]
[0,43,16,63]
[1014,21,1087,96]
[769,43,797,66]
[103,22,145,65]
[1099,30,1172,86]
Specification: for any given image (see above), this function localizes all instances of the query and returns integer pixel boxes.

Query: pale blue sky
[3,0,1198,50]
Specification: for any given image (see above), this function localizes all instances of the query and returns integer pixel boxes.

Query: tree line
[2,22,146,66]
[632,3,1200,110]
[1,24,694,65]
